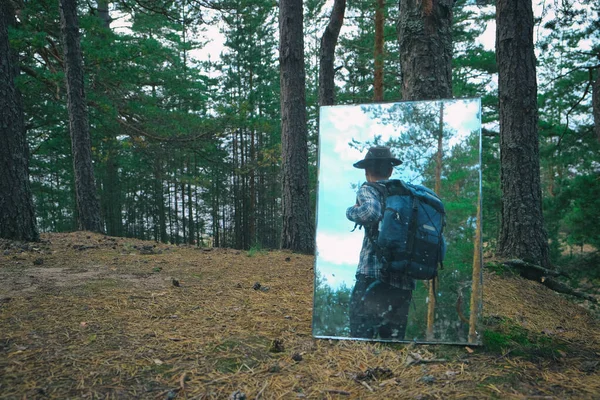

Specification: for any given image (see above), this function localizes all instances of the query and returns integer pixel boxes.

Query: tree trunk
[187,160,194,245]
[496,0,550,268]
[279,0,315,254]
[435,102,444,195]
[0,0,39,242]
[374,0,384,101]
[59,0,103,233]
[104,144,121,236]
[593,65,600,143]
[468,193,483,344]
[397,0,453,341]
[398,0,453,100]
[97,0,110,29]
[181,175,186,243]
[318,0,346,106]
[249,127,256,247]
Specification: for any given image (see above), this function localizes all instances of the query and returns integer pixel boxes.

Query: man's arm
[346,185,382,225]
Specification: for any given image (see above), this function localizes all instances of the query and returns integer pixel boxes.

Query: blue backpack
[365,179,446,281]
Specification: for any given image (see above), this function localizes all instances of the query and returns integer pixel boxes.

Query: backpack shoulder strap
[362,181,387,198]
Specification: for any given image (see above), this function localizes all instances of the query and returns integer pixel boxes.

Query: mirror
[312,98,482,344]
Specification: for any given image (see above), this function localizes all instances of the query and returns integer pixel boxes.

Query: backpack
[364,179,446,281]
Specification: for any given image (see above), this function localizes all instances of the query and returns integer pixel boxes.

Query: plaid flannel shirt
[346,182,415,290]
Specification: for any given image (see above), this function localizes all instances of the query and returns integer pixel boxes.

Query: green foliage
[482,316,565,360]
[247,243,266,257]
[558,175,600,249]
[534,1,600,263]
[452,1,497,120]
[334,0,401,104]
[485,262,510,276]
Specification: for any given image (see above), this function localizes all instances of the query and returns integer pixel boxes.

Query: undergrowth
[481,315,566,361]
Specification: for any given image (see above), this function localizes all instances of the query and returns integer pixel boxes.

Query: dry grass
[1,232,599,399]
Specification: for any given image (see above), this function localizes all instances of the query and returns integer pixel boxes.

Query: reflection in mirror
[312,98,482,344]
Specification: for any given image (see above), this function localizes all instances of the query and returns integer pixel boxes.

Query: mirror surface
[312,98,482,344]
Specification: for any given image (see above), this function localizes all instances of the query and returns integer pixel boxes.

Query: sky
[315,99,481,289]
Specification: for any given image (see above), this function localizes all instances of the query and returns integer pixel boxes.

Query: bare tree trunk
[97,0,110,28]
[0,0,38,241]
[496,0,550,268]
[434,102,444,195]
[398,0,453,100]
[279,0,315,254]
[398,0,453,341]
[249,127,256,247]
[427,101,445,341]
[59,0,103,233]
[318,0,346,106]
[187,158,194,245]
[593,65,600,143]
[374,0,384,101]
[104,143,122,236]
[469,193,482,344]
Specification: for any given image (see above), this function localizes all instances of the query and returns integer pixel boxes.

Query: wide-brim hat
[353,146,403,169]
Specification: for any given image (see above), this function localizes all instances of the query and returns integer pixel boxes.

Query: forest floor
[1,231,600,399]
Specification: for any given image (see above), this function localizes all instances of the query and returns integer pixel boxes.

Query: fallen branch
[502,260,597,304]
[323,389,351,396]
[503,259,569,279]
[542,277,598,304]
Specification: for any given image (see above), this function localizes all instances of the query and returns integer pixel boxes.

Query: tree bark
[374,0,384,101]
[468,194,482,344]
[496,0,550,268]
[0,0,39,241]
[59,0,103,232]
[593,65,600,143]
[97,0,111,29]
[318,0,345,106]
[434,102,443,195]
[279,0,315,254]
[397,0,453,341]
[398,0,453,100]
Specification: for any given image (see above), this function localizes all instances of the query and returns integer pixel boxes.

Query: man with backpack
[346,146,445,340]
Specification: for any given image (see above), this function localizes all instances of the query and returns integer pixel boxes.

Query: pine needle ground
[1,232,599,399]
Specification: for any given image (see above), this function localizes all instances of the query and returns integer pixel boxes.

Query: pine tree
[279,0,315,254]
[59,0,102,232]
[496,0,550,268]
[0,0,38,242]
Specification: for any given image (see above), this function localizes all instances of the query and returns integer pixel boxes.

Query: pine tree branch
[556,67,594,149]
[116,115,217,143]
[19,65,61,100]
[503,259,568,279]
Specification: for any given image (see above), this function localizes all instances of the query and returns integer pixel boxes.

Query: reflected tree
[312,270,352,337]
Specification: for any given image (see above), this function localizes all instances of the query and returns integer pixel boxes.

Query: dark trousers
[349,275,412,340]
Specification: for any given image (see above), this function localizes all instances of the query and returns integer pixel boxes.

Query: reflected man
[346,146,415,339]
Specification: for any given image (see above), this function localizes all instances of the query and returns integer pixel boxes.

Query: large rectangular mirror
[312,98,482,344]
